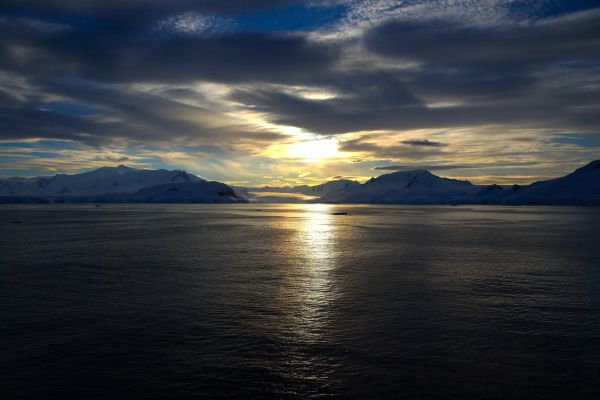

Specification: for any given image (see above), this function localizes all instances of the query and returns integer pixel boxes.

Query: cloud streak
[401,139,447,147]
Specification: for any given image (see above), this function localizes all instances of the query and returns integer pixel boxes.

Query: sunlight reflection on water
[282,204,338,342]
[297,204,337,336]
[268,204,343,391]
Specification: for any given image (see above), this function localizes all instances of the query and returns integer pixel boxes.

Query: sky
[0,0,599,186]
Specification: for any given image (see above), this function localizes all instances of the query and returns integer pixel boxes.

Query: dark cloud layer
[231,8,600,135]
[339,137,446,160]
[401,139,447,147]
[1,0,304,28]
[364,11,600,67]
[0,18,338,84]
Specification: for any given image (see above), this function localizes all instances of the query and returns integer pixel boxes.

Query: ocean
[1,204,599,399]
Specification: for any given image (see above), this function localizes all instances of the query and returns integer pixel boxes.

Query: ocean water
[1,204,599,399]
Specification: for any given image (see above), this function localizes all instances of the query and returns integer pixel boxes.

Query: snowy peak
[102,164,134,171]
[80,165,137,176]
[366,169,472,189]
[304,179,361,194]
[367,169,431,184]
[0,166,249,203]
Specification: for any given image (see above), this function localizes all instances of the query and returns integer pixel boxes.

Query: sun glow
[288,139,338,161]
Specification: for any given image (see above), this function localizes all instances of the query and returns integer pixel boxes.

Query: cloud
[86,34,333,84]
[231,71,429,134]
[156,12,236,36]
[401,139,446,147]
[0,78,288,150]
[105,155,130,163]
[363,9,600,67]
[339,136,447,160]
[0,87,22,106]
[229,8,600,137]
[0,8,339,85]
[0,1,305,25]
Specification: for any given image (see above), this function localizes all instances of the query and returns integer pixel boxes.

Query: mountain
[0,165,202,196]
[127,181,246,203]
[498,160,600,205]
[301,179,362,195]
[318,161,600,206]
[247,179,361,196]
[320,170,476,204]
[237,179,361,203]
[0,165,247,203]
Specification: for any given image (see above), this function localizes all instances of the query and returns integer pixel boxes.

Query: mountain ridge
[1,161,598,205]
[316,160,600,205]
[0,166,247,203]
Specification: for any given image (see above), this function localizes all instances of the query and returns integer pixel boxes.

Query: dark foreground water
[1,204,599,399]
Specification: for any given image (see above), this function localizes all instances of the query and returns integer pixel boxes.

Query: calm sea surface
[1,204,599,399]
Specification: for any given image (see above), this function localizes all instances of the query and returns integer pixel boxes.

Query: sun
[288,139,338,161]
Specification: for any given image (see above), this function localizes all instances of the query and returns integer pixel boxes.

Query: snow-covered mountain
[0,165,202,196]
[318,161,600,206]
[237,179,361,203]
[320,170,476,204]
[495,160,600,205]
[301,179,362,195]
[127,181,246,203]
[0,165,247,203]
[247,179,361,196]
